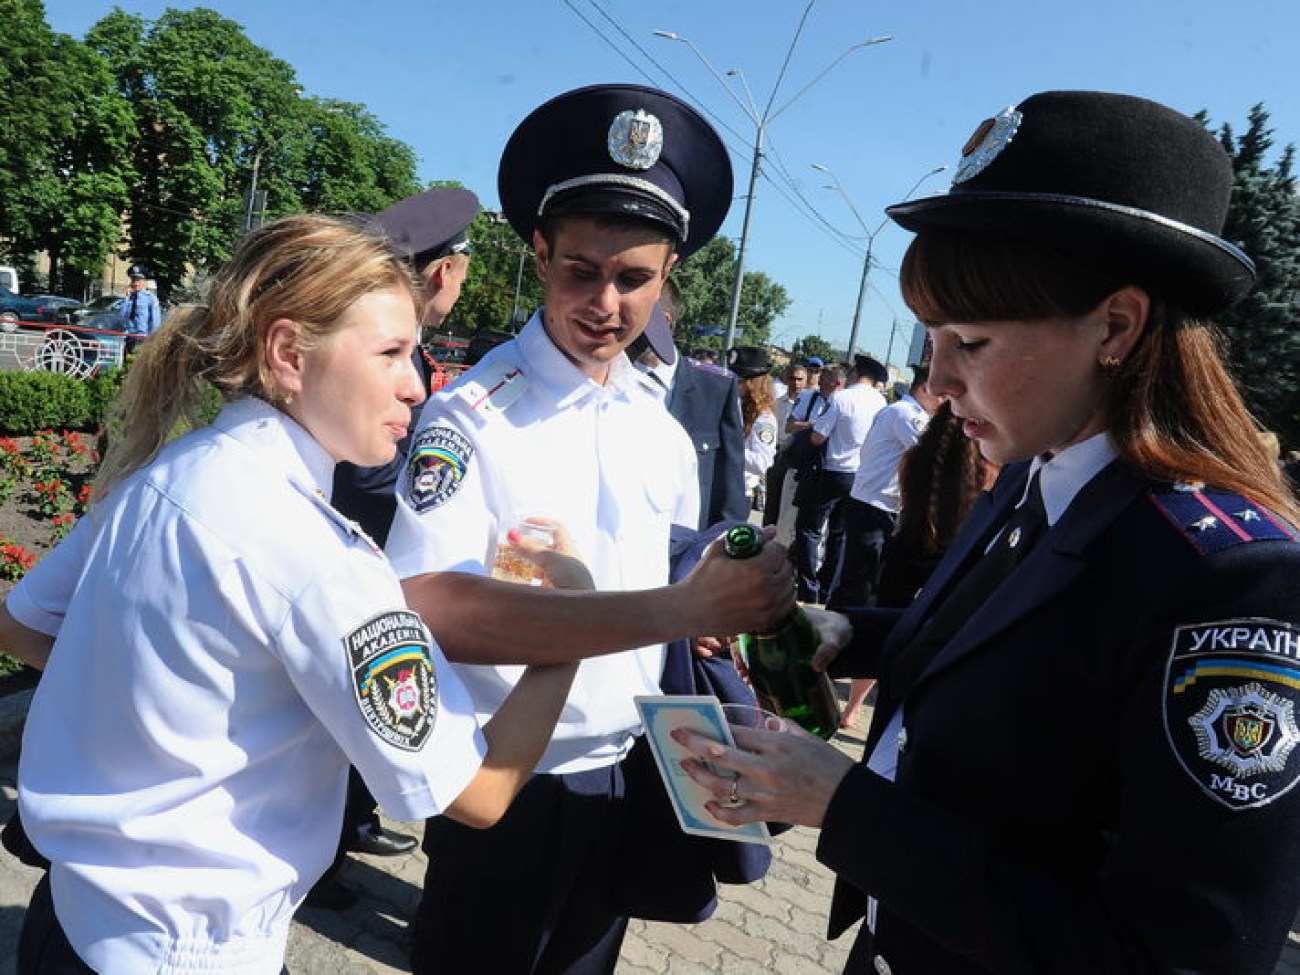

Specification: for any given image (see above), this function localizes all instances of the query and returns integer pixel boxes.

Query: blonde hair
[95,214,417,496]
[900,229,1300,526]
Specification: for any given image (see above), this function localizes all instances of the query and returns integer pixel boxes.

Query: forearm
[444,660,578,827]
[1,601,52,670]
[403,572,695,664]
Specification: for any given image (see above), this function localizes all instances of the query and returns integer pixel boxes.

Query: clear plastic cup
[489,520,555,585]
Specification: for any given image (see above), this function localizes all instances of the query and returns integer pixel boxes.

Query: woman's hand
[671,721,854,828]
[801,605,854,672]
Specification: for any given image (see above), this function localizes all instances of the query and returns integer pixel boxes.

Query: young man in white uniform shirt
[385,83,735,975]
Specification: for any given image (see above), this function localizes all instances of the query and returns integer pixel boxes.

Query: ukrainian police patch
[347,610,436,751]
[1164,619,1300,809]
[406,425,473,513]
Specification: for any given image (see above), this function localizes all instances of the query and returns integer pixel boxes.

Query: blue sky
[47,0,1300,367]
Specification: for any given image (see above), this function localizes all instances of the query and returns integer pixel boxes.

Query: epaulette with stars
[1147,482,1295,555]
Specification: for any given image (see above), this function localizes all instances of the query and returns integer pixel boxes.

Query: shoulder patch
[347,610,437,751]
[756,419,777,445]
[452,360,528,415]
[1147,486,1294,555]
[405,425,474,513]
[1164,618,1300,809]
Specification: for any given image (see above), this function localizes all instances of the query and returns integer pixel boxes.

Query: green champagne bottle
[722,524,841,740]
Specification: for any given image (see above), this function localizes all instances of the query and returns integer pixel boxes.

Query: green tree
[1211,105,1300,447]
[790,334,837,365]
[671,236,790,353]
[0,0,134,294]
[85,7,421,296]
[454,212,542,335]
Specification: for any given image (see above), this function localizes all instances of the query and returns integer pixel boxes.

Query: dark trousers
[762,454,790,527]
[826,498,896,610]
[793,470,854,602]
[19,876,97,975]
[411,761,630,975]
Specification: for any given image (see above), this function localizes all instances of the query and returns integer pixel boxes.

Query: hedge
[0,368,125,434]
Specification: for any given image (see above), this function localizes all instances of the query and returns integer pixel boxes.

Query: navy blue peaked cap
[498,84,732,258]
[377,187,480,266]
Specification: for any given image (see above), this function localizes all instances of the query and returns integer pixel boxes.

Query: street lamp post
[655,24,892,354]
[811,163,948,362]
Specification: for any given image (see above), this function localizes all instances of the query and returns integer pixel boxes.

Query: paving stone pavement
[0,698,869,975]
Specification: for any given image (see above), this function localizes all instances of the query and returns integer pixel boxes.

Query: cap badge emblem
[608,109,663,171]
[954,106,1021,184]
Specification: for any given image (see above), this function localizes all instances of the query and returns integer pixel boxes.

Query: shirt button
[873,954,893,975]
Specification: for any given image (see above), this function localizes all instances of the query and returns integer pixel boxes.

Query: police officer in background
[117,265,161,349]
[629,278,748,528]
[675,90,1300,974]
[385,83,738,974]
[332,186,480,548]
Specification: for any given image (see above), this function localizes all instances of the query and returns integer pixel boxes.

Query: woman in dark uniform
[678,90,1300,974]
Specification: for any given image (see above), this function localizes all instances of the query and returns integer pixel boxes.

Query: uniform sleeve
[817,538,1300,974]
[385,405,496,580]
[812,398,841,439]
[274,563,487,821]
[3,513,96,636]
[715,379,749,523]
[743,412,778,492]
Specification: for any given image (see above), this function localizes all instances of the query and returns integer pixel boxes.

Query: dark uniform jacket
[820,459,1300,974]
[667,360,748,530]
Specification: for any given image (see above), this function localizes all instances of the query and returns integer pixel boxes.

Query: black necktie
[885,472,1048,700]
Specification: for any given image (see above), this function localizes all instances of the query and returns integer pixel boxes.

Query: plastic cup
[489,521,555,585]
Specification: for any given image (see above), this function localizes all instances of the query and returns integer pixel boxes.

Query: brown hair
[900,229,1299,525]
[895,401,991,559]
[95,214,417,496]
[738,374,776,436]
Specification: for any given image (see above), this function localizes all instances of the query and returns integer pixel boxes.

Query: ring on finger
[724,775,746,807]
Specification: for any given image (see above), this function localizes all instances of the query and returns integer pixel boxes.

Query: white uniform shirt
[11,398,485,975]
[812,382,888,473]
[848,395,931,513]
[743,408,778,494]
[387,312,699,774]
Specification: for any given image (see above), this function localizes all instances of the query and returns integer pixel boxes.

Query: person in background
[794,354,888,603]
[828,364,944,726]
[762,361,810,528]
[728,345,779,512]
[0,214,584,975]
[874,401,995,610]
[783,364,845,547]
[630,276,748,528]
[675,89,1300,975]
[117,265,162,348]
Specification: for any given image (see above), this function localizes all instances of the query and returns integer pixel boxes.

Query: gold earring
[1101,355,1122,369]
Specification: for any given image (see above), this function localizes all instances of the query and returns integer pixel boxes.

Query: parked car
[28,295,84,320]
[58,293,123,326]
[0,287,57,324]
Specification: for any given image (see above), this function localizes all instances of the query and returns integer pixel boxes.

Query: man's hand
[676,526,795,639]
